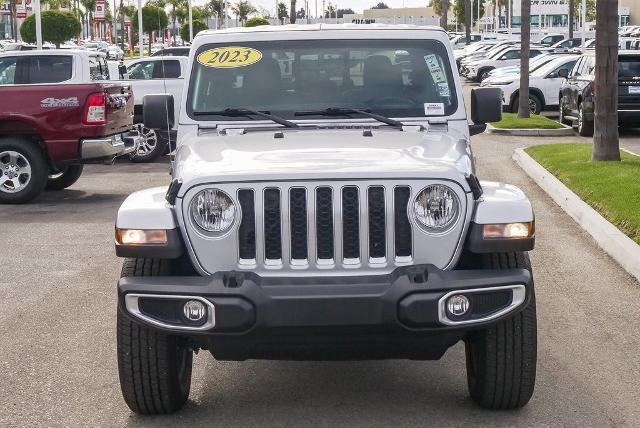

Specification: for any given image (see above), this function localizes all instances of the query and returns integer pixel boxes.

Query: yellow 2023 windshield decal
[197,47,262,68]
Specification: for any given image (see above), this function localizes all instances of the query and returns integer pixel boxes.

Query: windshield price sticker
[197,47,262,68]
[424,54,451,97]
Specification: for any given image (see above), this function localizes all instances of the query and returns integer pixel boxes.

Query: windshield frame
[186,38,459,123]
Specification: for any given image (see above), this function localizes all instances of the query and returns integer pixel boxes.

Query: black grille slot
[368,186,386,259]
[290,188,308,260]
[469,291,512,317]
[394,186,412,257]
[264,188,282,260]
[237,189,256,260]
[342,186,360,259]
[316,187,334,260]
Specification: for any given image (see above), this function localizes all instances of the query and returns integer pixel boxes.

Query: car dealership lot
[1,120,639,426]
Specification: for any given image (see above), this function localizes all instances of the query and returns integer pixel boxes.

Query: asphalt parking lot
[1,87,640,426]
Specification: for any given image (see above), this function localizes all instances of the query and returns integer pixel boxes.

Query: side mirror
[143,94,175,130]
[557,68,569,78]
[469,88,502,136]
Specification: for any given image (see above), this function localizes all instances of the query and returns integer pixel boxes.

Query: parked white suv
[463,46,547,82]
[482,54,579,114]
[114,25,537,415]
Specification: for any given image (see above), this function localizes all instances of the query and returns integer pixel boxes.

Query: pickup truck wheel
[129,124,167,163]
[117,258,193,414]
[0,139,47,204]
[465,252,537,409]
[577,103,594,137]
[46,164,83,191]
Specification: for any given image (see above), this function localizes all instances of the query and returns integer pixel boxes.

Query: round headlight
[413,185,460,232]
[190,188,236,233]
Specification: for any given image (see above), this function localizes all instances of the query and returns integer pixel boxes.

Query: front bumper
[81,133,141,162]
[118,265,533,360]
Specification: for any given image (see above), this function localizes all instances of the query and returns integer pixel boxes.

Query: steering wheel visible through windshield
[187,39,457,121]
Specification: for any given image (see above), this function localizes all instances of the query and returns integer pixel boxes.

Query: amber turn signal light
[482,222,534,239]
[115,228,168,245]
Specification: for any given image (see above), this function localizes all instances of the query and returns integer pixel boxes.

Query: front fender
[115,186,184,258]
[473,181,534,225]
[116,186,176,229]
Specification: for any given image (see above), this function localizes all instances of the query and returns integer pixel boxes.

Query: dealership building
[505,0,636,28]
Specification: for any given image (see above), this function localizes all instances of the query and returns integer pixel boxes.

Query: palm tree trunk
[517,0,530,118]
[464,0,471,45]
[568,0,574,38]
[592,0,620,161]
[290,0,296,23]
[439,0,449,30]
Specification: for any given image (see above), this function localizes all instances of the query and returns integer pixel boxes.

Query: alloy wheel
[0,150,32,194]
[132,124,158,157]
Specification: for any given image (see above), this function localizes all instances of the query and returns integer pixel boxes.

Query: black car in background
[558,52,640,136]
[151,47,190,57]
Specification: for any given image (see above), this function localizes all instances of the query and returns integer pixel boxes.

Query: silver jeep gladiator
[114,24,537,414]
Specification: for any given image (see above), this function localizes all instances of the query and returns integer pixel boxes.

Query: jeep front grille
[236,184,413,268]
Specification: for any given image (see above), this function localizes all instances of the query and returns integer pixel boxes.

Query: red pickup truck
[0,50,135,203]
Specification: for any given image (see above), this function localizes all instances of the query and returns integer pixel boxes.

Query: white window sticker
[424,54,447,84]
[424,103,445,116]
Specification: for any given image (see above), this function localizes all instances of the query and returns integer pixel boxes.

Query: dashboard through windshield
[187,39,458,121]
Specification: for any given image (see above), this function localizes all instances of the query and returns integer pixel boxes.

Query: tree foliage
[20,10,81,47]
[130,5,169,35]
[336,8,354,18]
[244,16,269,26]
[371,2,389,9]
[277,2,288,24]
[179,19,208,41]
[232,0,256,24]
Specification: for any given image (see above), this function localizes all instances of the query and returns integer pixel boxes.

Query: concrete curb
[487,123,574,137]
[513,148,640,283]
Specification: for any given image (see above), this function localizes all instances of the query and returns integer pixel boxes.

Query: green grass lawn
[526,143,640,244]
[492,113,564,129]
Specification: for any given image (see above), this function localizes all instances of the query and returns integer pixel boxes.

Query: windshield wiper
[294,107,404,130]
[194,108,299,128]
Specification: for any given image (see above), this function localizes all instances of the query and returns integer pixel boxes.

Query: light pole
[581,0,586,47]
[137,0,143,57]
[34,0,42,49]
[188,0,193,42]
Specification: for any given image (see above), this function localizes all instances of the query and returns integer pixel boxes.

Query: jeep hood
[174,128,474,192]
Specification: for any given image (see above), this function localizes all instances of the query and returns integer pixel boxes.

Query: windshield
[532,56,578,77]
[187,39,458,120]
[619,56,640,78]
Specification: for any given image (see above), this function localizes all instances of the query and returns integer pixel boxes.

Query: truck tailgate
[103,82,135,135]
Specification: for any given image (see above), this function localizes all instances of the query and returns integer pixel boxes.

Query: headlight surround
[413,185,460,232]
[190,188,236,233]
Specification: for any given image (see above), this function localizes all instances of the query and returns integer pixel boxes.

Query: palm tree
[232,0,255,25]
[568,0,574,38]
[205,0,224,28]
[166,0,185,46]
[464,0,470,45]
[432,0,450,30]
[592,0,620,161]
[517,0,530,118]
[80,0,96,39]
[289,0,296,23]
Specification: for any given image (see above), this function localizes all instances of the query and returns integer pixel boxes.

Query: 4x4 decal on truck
[40,97,80,108]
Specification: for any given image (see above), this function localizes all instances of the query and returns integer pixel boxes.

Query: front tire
[478,68,493,82]
[465,252,537,409]
[117,258,193,414]
[46,164,83,191]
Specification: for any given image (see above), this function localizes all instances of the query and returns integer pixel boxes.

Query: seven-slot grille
[237,185,413,267]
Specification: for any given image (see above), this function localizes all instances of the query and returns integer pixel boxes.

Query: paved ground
[1,100,640,427]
